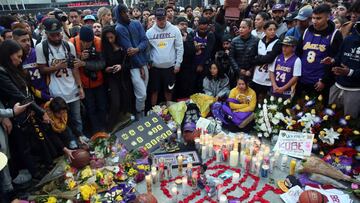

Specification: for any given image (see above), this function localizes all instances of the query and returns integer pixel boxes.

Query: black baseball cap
[203,5,213,12]
[43,18,62,33]
[155,8,167,19]
[198,17,209,25]
[281,36,298,46]
[277,175,302,192]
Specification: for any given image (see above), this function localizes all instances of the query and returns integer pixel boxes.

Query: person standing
[271,4,288,37]
[295,4,343,101]
[146,8,184,106]
[114,4,149,119]
[285,5,313,40]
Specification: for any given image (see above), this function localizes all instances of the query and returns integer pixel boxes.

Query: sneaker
[13,169,32,185]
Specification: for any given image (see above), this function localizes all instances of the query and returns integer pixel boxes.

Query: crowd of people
[0,0,359,201]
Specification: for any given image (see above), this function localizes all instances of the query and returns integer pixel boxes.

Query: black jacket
[181,32,196,69]
[229,34,259,71]
[252,37,282,66]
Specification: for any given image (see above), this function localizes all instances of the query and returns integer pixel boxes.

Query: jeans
[68,99,83,135]
[83,85,107,133]
[130,66,149,112]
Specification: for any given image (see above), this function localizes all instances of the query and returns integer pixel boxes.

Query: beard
[48,39,62,46]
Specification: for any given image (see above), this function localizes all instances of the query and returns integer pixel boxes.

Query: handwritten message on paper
[273,130,314,159]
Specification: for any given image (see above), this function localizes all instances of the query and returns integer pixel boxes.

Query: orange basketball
[299,190,328,203]
[70,149,90,169]
[90,131,110,142]
[133,193,158,203]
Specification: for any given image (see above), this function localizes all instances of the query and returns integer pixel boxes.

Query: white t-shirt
[35,41,79,103]
[269,56,302,77]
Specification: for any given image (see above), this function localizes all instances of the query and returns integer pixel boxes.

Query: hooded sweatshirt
[146,21,184,68]
[114,5,148,68]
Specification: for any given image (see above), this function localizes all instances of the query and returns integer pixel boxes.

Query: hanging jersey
[253,39,279,86]
[35,41,79,103]
[193,32,208,66]
[22,48,51,101]
[300,28,338,84]
[270,54,301,98]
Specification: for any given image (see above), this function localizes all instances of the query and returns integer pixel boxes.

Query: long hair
[101,25,118,61]
[206,61,226,80]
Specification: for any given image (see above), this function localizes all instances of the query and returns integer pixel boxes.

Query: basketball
[70,149,90,169]
[299,190,328,203]
[133,193,158,203]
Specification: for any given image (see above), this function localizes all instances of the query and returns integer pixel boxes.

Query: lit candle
[269,156,276,174]
[201,146,207,160]
[171,186,178,202]
[219,194,228,203]
[280,155,288,171]
[229,150,239,167]
[261,164,269,178]
[208,142,214,158]
[289,159,296,175]
[245,155,251,173]
[233,137,239,151]
[151,166,157,173]
[191,171,198,190]
[240,150,245,167]
[177,155,183,174]
[146,174,152,193]
[216,149,221,162]
[151,171,157,184]
[232,172,240,183]
[255,161,261,176]
[194,138,200,151]
[251,157,258,173]
[182,176,188,196]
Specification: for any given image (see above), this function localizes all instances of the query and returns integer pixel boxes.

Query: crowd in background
[0,0,360,201]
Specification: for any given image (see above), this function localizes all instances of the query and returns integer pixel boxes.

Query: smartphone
[21,96,33,105]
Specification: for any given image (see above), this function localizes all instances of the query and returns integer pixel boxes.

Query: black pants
[294,82,330,105]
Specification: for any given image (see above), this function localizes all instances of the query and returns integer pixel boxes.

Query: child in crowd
[203,62,230,100]
[269,36,302,99]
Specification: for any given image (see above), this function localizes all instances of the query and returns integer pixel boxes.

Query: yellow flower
[46,197,57,203]
[286,109,291,115]
[96,170,104,179]
[318,95,323,101]
[81,166,93,180]
[291,120,297,125]
[354,130,360,135]
[295,105,301,110]
[163,109,168,114]
[335,157,340,163]
[64,164,71,171]
[305,95,310,101]
[67,179,77,190]
[331,103,336,110]
[288,126,293,130]
[337,128,343,133]
[313,139,318,144]
[345,115,351,120]
[300,122,305,127]
[137,165,145,170]
[116,195,123,201]
[323,115,329,121]
[80,184,96,201]
[311,109,316,115]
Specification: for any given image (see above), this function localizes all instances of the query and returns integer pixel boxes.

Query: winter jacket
[229,34,259,71]
[114,5,148,68]
[189,30,216,67]
[203,75,230,98]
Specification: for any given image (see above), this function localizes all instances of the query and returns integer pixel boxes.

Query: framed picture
[152,151,201,167]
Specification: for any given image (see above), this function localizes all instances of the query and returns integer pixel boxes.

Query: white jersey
[252,39,279,86]
[35,41,79,103]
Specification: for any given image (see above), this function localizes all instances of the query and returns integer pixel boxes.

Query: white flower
[272,118,280,125]
[260,123,267,132]
[320,128,340,145]
[264,132,270,137]
[257,133,263,138]
[270,96,275,101]
[264,99,268,104]
[274,112,284,120]
[258,104,262,109]
[268,104,278,111]
[278,97,283,103]
[258,117,264,124]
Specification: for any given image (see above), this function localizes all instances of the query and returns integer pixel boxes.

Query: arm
[85,57,106,71]
[116,26,142,67]
[136,21,148,52]
[238,90,257,112]
[216,77,230,98]
[35,44,64,74]
[252,41,282,65]
[321,31,343,85]
[203,78,214,96]
[270,71,278,89]
[229,40,240,71]
[0,108,14,118]
[174,28,184,68]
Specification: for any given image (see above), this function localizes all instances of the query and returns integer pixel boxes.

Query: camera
[87,46,97,59]
[67,54,75,69]
[54,8,68,22]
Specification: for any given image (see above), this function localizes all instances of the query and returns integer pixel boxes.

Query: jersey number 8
[307,51,316,63]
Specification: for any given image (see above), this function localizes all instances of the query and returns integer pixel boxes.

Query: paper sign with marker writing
[273,130,314,159]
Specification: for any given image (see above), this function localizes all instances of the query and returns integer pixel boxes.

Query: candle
[166,160,173,178]
[177,155,183,174]
[251,157,258,173]
[177,127,182,141]
[159,160,165,181]
[171,186,178,202]
[289,159,296,175]
[269,157,275,174]
[241,139,246,151]
[261,164,269,178]
[194,138,200,151]
[146,174,152,193]
[245,155,251,173]
[219,195,228,203]
[191,171,198,190]
[151,171,157,184]
[226,138,232,151]
[201,146,207,160]
[232,172,240,183]
[216,149,221,163]
[240,150,245,167]
[229,150,239,167]
[208,143,214,158]
[255,161,261,176]
[233,137,239,151]
[182,176,188,196]
[151,166,157,173]
[222,147,229,161]
[186,163,192,180]
[280,155,288,171]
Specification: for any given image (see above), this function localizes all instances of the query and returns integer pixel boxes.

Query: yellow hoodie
[228,87,257,112]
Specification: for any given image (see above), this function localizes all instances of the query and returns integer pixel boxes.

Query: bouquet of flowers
[255,96,288,137]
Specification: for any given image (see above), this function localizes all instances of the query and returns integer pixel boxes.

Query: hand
[2,118,12,134]
[332,64,350,76]
[320,57,334,65]
[112,64,122,73]
[54,60,67,70]
[80,50,89,60]
[277,87,285,94]
[273,85,280,93]
[63,147,75,160]
[105,66,114,73]
[74,59,85,69]
[13,102,32,116]
[314,80,325,92]
[79,87,85,99]
[245,70,251,77]
[140,67,146,81]
[127,47,139,56]
[196,65,203,73]
[174,66,180,74]
[42,112,51,124]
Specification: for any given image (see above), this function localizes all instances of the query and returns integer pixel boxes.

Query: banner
[273,130,314,159]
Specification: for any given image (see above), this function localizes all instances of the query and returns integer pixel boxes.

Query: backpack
[42,40,71,66]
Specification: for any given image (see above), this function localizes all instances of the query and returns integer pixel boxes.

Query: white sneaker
[13,169,32,185]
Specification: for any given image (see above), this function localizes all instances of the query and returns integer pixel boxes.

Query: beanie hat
[79,25,94,42]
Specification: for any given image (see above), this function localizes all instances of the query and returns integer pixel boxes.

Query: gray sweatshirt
[146,21,184,68]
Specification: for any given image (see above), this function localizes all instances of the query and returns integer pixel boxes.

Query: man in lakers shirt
[36,18,84,138]
[146,8,184,106]
[295,4,343,102]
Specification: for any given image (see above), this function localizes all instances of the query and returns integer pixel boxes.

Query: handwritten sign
[273,130,314,159]
[115,114,173,152]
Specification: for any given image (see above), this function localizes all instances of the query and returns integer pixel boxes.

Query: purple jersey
[272,54,297,98]
[193,32,208,66]
[22,48,51,101]
[300,29,337,84]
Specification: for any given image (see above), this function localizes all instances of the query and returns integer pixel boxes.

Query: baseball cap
[79,25,94,42]
[0,152,8,171]
[277,175,302,192]
[43,18,62,33]
[176,17,189,25]
[117,4,129,13]
[203,5,213,12]
[155,8,167,19]
[281,36,297,46]
[183,122,196,132]
[294,5,313,21]
[284,11,298,23]
[198,17,209,25]
[84,15,96,22]
[222,34,232,43]
[272,4,285,11]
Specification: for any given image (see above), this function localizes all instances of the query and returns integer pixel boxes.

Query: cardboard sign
[225,0,241,20]
[115,114,173,152]
[273,130,314,159]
